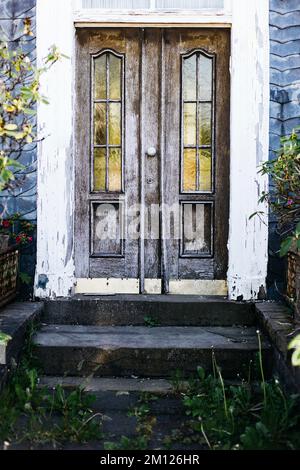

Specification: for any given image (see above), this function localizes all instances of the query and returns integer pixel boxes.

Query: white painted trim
[223,0,232,14]
[35,0,269,300]
[75,279,227,296]
[35,0,76,298]
[227,0,269,300]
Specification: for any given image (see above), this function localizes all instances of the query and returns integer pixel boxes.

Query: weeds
[177,364,300,450]
[1,322,300,450]
[144,316,161,327]
[104,392,158,450]
[0,322,103,449]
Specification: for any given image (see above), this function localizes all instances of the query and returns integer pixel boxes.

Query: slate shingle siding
[0,0,36,298]
[268,0,300,296]
[0,0,37,220]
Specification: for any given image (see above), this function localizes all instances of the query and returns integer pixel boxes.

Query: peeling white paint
[35,0,75,298]
[35,0,269,300]
[227,0,269,300]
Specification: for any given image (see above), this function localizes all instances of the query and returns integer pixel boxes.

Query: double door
[75,28,230,293]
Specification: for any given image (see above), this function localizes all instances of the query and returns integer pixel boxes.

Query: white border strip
[35,0,76,298]
[227,0,269,300]
[74,9,232,27]
[35,0,269,300]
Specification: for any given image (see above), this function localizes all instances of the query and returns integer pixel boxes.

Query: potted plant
[0,18,65,307]
[259,127,300,316]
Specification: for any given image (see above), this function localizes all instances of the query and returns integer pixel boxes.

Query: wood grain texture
[75,27,230,286]
[164,28,230,281]
[75,29,140,278]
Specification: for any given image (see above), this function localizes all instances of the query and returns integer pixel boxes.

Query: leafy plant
[0,322,103,447]
[167,338,300,451]
[0,18,66,193]
[258,128,300,256]
[0,213,34,246]
[180,368,300,450]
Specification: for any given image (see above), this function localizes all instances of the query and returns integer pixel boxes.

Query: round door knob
[147,147,157,157]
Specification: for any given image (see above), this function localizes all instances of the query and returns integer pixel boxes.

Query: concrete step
[34,325,272,379]
[0,302,43,365]
[38,376,261,414]
[42,295,255,327]
[39,376,183,413]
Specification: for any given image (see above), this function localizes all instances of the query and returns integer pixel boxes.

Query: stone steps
[34,324,272,379]
[39,376,182,413]
[42,295,255,327]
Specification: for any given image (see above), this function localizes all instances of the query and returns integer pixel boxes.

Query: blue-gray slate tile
[268,0,300,296]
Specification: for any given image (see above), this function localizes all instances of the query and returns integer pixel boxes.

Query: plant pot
[0,247,19,308]
[0,234,9,253]
[287,251,300,321]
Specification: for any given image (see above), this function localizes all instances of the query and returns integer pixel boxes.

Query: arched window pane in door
[93,51,124,192]
[182,50,214,193]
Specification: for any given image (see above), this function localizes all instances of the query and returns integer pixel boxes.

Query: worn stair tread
[39,376,175,394]
[42,296,255,327]
[34,325,270,350]
[53,294,232,303]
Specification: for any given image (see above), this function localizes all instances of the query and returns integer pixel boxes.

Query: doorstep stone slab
[0,302,44,365]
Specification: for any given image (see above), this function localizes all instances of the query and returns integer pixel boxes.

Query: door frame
[35,0,269,300]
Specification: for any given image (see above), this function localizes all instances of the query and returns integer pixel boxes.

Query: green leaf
[0,331,12,345]
[279,237,294,257]
[296,222,300,237]
[19,272,32,285]
[291,350,300,367]
[249,211,264,220]
[288,335,300,351]
[23,108,36,116]
[6,159,24,169]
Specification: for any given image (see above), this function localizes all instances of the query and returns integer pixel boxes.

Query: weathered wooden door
[75,28,230,294]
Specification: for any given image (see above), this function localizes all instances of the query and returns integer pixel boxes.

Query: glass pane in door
[181,50,214,193]
[92,51,123,193]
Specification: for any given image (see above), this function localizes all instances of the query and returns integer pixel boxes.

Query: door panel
[75,29,141,279]
[163,29,230,285]
[141,29,162,282]
[75,28,230,292]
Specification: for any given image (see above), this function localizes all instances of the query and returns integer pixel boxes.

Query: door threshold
[75,278,228,296]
